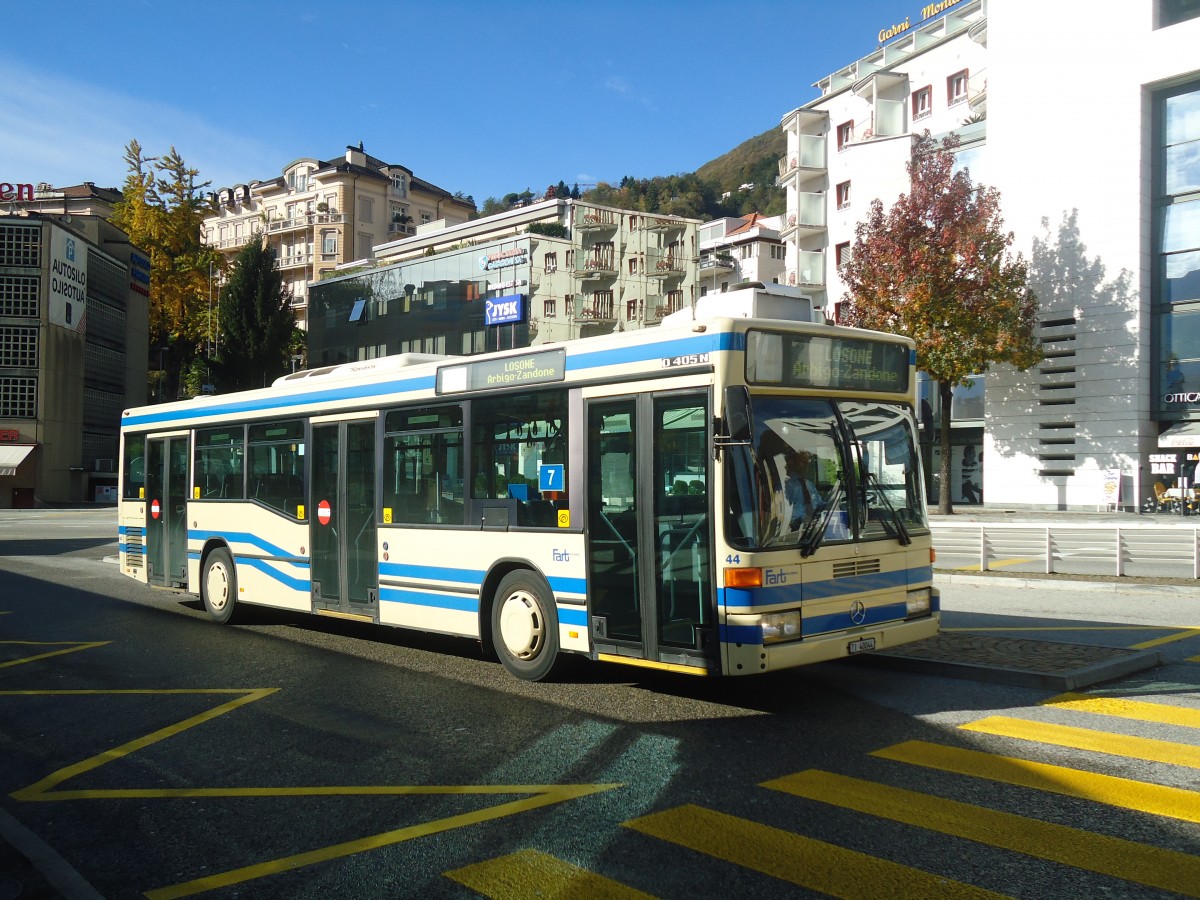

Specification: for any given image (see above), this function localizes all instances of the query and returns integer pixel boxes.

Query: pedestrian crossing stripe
[446,849,654,899]
[961,715,1200,769]
[762,769,1200,898]
[625,804,1009,899]
[1042,692,1200,729]
[873,740,1200,824]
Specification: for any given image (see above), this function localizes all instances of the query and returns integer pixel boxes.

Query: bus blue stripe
[558,606,588,627]
[720,622,763,645]
[720,565,932,610]
[380,587,478,613]
[189,529,302,561]
[567,332,741,371]
[379,562,484,585]
[805,601,909,635]
[235,557,312,592]
[122,374,437,428]
[547,576,587,595]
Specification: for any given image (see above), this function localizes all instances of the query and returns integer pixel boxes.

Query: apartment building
[697,214,787,296]
[779,0,1200,510]
[203,145,475,330]
[306,199,700,367]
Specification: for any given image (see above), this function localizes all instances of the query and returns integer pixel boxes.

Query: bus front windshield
[725,396,928,552]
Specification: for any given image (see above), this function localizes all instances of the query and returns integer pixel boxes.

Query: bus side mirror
[723,386,752,442]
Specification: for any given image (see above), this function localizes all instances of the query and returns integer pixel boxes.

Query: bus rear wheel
[491,571,560,681]
[201,547,240,624]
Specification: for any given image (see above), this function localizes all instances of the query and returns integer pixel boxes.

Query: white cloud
[0,61,281,192]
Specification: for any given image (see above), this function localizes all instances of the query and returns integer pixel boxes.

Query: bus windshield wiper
[799,480,842,558]
[866,472,912,546]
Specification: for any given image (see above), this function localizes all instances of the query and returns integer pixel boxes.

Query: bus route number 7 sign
[539,464,564,493]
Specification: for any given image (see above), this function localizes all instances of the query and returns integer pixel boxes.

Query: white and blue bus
[117,317,938,680]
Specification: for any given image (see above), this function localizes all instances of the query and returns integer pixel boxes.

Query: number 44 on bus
[117,316,938,681]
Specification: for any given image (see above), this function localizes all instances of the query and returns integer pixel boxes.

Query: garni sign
[877,0,968,42]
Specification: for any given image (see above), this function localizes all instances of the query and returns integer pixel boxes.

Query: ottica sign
[485,293,524,326]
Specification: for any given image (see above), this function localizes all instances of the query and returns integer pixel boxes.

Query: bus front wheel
[491,571,560,681]
[201,547,240,625]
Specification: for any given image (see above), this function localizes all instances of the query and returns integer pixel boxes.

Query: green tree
[217,237,296,390]
[110,140,218,401]
[839,131,1040,514]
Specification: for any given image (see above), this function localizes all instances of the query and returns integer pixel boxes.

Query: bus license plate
[848,637,876,654]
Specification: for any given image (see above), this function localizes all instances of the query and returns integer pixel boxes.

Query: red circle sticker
[150,499,161,520]
[317,500,332,526]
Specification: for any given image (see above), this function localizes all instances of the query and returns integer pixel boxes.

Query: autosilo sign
[49,225,87,333]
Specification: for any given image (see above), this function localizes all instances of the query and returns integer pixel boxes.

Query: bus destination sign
[437,348,566,393]
[745,330,911,392]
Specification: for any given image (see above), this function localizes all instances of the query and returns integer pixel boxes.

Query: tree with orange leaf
[839,131,1040,513]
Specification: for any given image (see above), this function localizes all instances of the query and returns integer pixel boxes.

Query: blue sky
[2,0,923,204]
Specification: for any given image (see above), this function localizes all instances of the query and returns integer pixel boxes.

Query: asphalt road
[1,509,1199,899]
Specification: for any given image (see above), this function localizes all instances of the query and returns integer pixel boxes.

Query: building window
[544,297,557,317]
[545,252,557,273]
[391,174,407,197]
[0,376,36,418]
[0,275,39,317]
[837,121,854,151]
[422,213,432,225]
[321,231,337,255]
[0,326,37,368]
[358,197,374,223]
[837,181,852,210]
[666,290,685,313]
[912,85,932,121]
[1159,0,1200,26]
[1156,78,1200,414]
[947,70,969,106]
[836,241,852,268]
[770,244,786,260]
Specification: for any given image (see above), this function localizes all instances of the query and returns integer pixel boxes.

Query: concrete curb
[0,806,102,900]
[934,572,1200,595]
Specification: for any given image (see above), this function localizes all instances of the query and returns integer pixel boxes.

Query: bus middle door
[585,391,714,671]
[145,434,189,588]
[310,416,379,620]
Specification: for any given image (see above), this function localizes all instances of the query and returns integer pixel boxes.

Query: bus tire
[201,547,240,625]
[491,570,560,681]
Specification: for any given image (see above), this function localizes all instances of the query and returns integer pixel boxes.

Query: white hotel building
[781,0,1200,510]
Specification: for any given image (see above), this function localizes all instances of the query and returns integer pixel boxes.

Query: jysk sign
[437,348,566,393]
[485,293,524,326]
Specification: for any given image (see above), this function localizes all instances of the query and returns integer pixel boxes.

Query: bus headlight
[761,611,802,644]
[906,588,932,618]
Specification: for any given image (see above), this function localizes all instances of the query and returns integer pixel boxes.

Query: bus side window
[383,405,464,525]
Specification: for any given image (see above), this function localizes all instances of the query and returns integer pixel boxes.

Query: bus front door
[585,392,713,670]
[310,419,378,620]
[146,436,188,588]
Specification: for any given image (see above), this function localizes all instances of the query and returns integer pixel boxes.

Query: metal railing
[931,521,1200,580]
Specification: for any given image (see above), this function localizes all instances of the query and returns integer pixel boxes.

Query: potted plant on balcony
[316,202,329,213]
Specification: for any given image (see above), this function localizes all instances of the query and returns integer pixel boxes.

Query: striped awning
[0,444,34,477]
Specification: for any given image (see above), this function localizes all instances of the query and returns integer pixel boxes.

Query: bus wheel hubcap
[499,591,543,660]
[207,564,229,611]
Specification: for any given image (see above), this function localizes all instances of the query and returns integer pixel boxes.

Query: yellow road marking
[148,784,620,900]
[763,769,1200,898]
[445,848,655,900]
[954,557,1037,571]
[0,640,110,668]
[873,741,1200,823]
[1131,628,1200,650]
[1044,693,1200,729]
[9,688,279,801]
[961,715,1200,769]
[941,626,1166,633]
[624,804,1009,899]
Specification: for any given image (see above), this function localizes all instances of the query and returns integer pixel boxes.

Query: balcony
[643,302,666,324]
[636,215,685,233]
[700,253,735,274]
[776,135,827,187]
[786,250,825,288]
[574,254,617,279]
[575,209,618,231]
[275,252,313,271]
[782,193,826,237]
[388,222,416,236]
[968,69,988,114]
[647,252,685,278]
[573,295,616,323]
[265,212,346,235]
